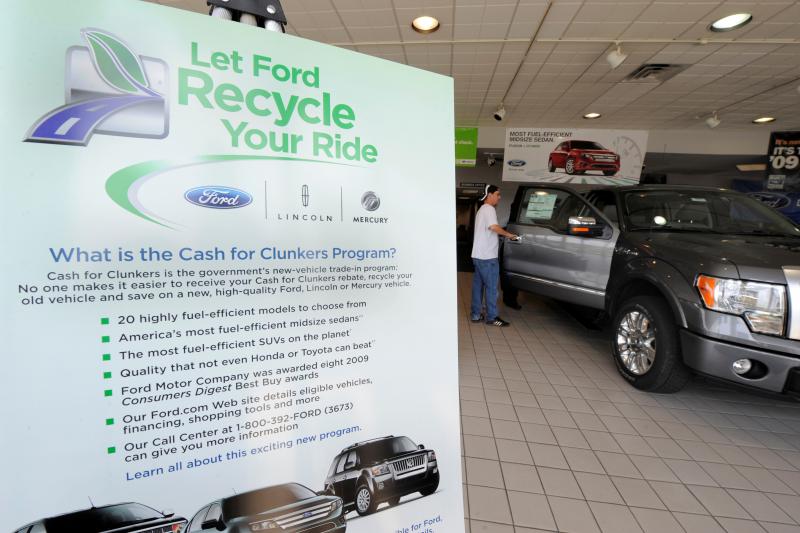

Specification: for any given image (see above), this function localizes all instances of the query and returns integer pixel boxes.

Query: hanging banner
[502,128,648,184]
[765,131,800,191]
[454,127,478,167]
[0,1,461,532]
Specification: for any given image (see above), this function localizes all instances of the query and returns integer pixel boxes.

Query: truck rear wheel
[612,295,690,393]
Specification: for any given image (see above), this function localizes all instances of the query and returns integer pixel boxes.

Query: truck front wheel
[612,295,690,393]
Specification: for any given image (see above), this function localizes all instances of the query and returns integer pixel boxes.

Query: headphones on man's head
[480,184,499,201]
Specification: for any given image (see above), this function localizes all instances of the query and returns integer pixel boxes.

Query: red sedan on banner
[548,140,620,176]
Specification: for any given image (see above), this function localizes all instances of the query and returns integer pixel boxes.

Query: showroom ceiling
[146,0,800,130]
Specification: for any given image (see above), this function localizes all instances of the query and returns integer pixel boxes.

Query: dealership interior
[152,1,800,532]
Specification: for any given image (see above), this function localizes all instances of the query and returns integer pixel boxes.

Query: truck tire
[355,484,377,515]
[611,295,690,393]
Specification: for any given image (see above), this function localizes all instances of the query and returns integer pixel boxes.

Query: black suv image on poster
[323,435,439,516]
[185,483,345,532]
[13,502,187,533]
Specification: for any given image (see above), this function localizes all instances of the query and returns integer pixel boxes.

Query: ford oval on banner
[184,186,253,209]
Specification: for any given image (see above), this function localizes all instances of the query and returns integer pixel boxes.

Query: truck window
[187,506,209,532]
[335,453,349,474]
[517,189,593,233]
[584,190,619,224]
[344,450,358,469]
[517,189,568,225]
[327,454,342,478]
[206,504,222,524]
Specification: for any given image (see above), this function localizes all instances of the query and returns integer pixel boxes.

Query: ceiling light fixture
[752,116,776,124]
[583,112,602,119]
[412,15,440,34]
[493,103,506,122]
[705,112,721,129]
[606,43,628,70]
[709,13,752,32]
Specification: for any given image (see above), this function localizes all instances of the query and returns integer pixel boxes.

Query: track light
[208,0,287,32]
[493,103,506,122]
[606,44,628,70]
[705,113,721,129]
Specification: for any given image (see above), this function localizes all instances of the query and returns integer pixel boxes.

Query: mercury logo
[361,191,380,211]
[26,28,168,146]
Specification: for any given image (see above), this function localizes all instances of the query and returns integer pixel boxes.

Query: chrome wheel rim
[356,488,371,512]
[616,310,656,375]
[566,160,574,172]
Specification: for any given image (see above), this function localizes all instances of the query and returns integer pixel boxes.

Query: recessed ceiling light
[583,112,602,119]
[709,13,752,32]
[752,116,776,124]
[412,15,440,34]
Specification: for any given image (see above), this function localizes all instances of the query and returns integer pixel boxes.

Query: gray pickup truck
[501,184,800,394]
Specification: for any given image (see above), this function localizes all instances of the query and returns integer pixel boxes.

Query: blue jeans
[471,258,499,320]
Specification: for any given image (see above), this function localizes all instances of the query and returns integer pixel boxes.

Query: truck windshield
[222,484,316,518]
[571,141,606,150]
[623,190,800,237]
[44,503,162,532]
[358,437,418,465]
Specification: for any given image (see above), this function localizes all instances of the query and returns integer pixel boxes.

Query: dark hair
[481,185,499,201]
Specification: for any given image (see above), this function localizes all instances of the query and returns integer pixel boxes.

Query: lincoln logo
[302,184,310,207]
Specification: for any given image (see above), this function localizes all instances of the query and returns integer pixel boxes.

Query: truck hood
[630,232,800,283]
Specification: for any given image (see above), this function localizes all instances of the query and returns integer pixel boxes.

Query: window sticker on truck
[526,193,557,219]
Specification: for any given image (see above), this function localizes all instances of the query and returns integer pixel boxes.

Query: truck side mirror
[568,216,604,237]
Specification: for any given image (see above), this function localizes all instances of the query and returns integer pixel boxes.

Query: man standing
[471,185,519,327]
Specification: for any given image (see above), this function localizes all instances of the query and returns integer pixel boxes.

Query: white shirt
[471,203,499,260]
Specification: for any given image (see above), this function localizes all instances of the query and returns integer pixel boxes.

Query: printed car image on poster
[502,128,648,185]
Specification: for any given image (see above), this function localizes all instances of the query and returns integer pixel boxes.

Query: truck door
[503,186,619,309]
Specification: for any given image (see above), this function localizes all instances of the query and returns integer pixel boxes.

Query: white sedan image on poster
[0,1,461,532]
[503,128,648,185]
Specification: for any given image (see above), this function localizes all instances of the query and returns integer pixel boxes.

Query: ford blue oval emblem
[185,186,252,209]
[749,192,790,209]
[507,159,526,167]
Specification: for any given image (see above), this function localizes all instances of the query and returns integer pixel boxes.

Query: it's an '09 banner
[0,1,461,532]
[766,131,800,191]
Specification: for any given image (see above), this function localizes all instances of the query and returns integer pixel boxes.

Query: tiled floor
[458,273,800,533]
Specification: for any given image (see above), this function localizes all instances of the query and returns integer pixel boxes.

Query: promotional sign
[503,128,648,184]
[0,2,460,532]
[765,131,800,191]
[455,127,478,167]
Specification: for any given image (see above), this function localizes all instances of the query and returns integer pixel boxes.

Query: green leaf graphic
[83,30,148,94]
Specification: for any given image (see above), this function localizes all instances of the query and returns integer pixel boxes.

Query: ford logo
[749,192,790,209]
[185,186,252,209]
[507,159,526,167]
[303,511,313,518]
